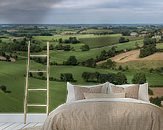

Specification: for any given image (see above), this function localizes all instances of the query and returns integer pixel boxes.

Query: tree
[139,38,157,58]
[0,51,6,57]
[125,66,129,71]
[80,44,90,51]
[150,96,163,106]
[82,72,90,82]
[37,72,43,77]
[49,44,54,50]
[132,73,146,84]
[118,65,123,71]
[101,59,116,69]
[107,47,116,57]
[5,55,10,61]
[139,44,157,58]
[69,37,80,44]
[60,73,74,81]
[122,31,130,36]
[0,85,7,92]
[82,58,96,68]
[29,72,33,77]
[119,37,129,43]
[97,74,110,83]
[143,38,156,46]
[63,45,71,51]
[59,38,63,43]
[64,56,78,65]
[115,72,127,85]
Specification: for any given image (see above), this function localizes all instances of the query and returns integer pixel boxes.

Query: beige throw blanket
[42,98,163,130]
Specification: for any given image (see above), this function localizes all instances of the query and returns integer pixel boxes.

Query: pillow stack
[109,83,149,102]
[66,82,109,103]
[66,82,149,103]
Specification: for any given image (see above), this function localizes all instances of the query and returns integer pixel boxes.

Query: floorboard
[22,123,38,129]
[0,123,14,130]
[0,114,45,130]
[35,123,43,127]
[3,123,21,130]
[0,122,43,130]
[13,123,30,130]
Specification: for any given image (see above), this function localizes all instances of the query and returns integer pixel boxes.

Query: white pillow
[108,83,149,102]
[138,83,149,102]
[66,82,75,103]
[66,82,110,103]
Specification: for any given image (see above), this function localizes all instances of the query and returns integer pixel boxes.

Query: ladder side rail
[24,41,31,124]
[46,42,50,115]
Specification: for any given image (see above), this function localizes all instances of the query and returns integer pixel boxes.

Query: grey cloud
[0,0,62,23]
[0,0,163,24]
[94,0,163,9]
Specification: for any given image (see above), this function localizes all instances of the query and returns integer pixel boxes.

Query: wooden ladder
[24,41,50,124]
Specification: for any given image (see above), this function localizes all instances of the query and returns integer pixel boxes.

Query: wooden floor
[0,122,43,130]
[0,113,47,130]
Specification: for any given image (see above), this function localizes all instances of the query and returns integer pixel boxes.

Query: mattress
[42,98,163,130]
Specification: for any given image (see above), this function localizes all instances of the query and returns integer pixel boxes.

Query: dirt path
[150,87,163,97]
[97,49,163,64]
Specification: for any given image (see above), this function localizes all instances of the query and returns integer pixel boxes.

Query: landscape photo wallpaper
[0,0,163,113]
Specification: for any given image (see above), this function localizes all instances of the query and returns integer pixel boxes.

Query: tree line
[139,37,157,58]
[58,37,80,44]
[82,72,146,85]
[82,72,127,84]
[0,38,42,53]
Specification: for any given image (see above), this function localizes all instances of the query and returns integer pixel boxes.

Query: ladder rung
[27,104,47,107]
[28,89,47,91]
[29,70,47,73]
[30,55,47,57]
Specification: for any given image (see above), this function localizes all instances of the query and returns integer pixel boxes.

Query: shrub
[100,59,116,69]
[60,73,74,82]
[132,73,146,84]
[37,72,44,77]
[150,96,163,106]
[81,58,96,68]
[82,72,99,82]
[139,38,157,58]
[115,72,127,85]
[63,56,78,66]
[0,85,7,92]
[118,65,123,71]
[29,72,33,77]
[119,37,129,43]
[80,44,90,51]
[139,45,157,58]
[55,44,71,51]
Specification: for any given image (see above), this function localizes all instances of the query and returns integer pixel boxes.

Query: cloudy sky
[0,0,163,24]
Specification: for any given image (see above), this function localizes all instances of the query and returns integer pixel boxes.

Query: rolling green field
[157,43,163,49]
[49,39,143,64]
[0,31,163,113]
[80,35,142,49]
[0,60,163,113]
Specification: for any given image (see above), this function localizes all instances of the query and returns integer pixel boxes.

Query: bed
[42,82,163,130]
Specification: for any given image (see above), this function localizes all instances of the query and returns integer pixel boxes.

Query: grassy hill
[0,61,163,112]
[0,33,163,113]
